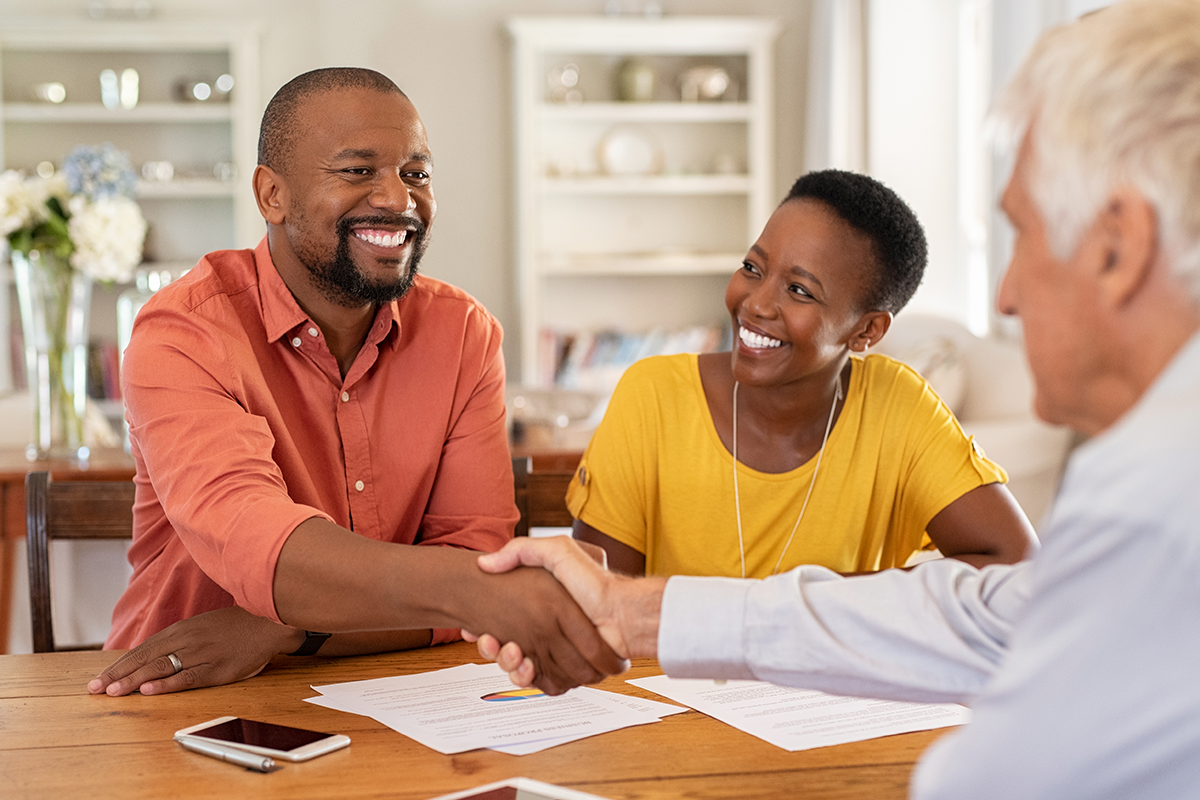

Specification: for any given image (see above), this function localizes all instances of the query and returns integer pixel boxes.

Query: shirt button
[291,337,302,347]
[341,391,350,402]
[354,480,364,492]
[308,327,319,337]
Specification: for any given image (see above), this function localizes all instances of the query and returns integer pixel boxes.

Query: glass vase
[117,267,171,452]
[12,249,93,461]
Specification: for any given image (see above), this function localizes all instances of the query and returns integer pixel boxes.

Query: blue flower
[63,143,138,200]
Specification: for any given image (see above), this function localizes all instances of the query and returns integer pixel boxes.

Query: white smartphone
[174,716,350,762]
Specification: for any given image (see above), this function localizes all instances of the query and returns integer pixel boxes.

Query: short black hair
[784,169,926,314]
[258,67,407,172]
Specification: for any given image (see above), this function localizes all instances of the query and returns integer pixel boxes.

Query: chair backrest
[26,471,136,653]
[512,454,580,537]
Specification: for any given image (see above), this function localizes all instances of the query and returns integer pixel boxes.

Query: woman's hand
[88,606,303,696]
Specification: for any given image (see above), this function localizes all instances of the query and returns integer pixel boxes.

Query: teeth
[354,230,407,247]
[739,326,783,349]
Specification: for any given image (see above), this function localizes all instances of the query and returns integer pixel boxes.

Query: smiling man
[470,1,1200,796]
[92,68,623,697]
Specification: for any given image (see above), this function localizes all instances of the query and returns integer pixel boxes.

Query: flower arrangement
[1,143,147,459]
[1,143,146,282]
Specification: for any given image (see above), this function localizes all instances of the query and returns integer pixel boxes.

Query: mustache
[337,214,428,240]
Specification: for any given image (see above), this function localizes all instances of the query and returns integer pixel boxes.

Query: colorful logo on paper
[480,688,546,702]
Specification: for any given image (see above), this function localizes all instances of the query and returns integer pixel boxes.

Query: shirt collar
[255,236,402,349]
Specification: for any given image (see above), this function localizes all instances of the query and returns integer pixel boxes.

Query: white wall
[0,0,814,375]
[866,0,968,326]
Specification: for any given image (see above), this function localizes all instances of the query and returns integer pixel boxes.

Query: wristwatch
[288,630,332,656]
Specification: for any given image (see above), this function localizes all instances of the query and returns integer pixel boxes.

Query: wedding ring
[167,652,183,675]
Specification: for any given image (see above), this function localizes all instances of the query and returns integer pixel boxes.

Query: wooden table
[0,447,136,653]
[0,642,946,799]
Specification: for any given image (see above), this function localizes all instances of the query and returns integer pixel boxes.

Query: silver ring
[167,652,183,675]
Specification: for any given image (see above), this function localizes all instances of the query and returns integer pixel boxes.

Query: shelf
[2,102,233,123]
[539,102,752,122]
[540,251,741,276]
[541,174,751,195]
[511,15,777,386]
[135,179,237,199]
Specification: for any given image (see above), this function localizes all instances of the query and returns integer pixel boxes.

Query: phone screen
[194,718,334,752]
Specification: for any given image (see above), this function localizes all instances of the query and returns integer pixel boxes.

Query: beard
[296,213,430,307]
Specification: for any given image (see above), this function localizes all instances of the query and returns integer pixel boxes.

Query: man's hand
[88,607,302,696]
[472,536,666,687]
[270,524,625,695]
[452,558,629,695]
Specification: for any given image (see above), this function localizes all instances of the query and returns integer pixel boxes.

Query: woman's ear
[253,164,287,225]
[851,311,893,352]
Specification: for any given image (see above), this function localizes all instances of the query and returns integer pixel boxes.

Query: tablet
[426,777,611,800]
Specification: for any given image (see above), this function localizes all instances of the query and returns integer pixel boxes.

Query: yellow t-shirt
[566,353,1006,578]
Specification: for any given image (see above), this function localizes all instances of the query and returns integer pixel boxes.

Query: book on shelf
[542,322,732,393]
[87,340,123,402]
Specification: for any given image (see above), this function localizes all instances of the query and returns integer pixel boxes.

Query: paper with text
[627,675,970,752]
[307,663,678,755]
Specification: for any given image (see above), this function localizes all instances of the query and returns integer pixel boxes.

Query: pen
[177,736,276,772]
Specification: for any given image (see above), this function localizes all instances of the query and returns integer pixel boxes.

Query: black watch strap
[288,630,331,656]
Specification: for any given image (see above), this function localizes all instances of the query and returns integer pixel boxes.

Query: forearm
[659,561,1030,703]
[273,518,490,632]
[310,629,433,657]
[274,519,626,698]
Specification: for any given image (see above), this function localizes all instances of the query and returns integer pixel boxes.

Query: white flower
[1,170,40,236]
[66,195,147,282]
[31,173,70,216]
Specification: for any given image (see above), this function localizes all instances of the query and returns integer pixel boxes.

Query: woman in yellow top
[568,169,1037,579]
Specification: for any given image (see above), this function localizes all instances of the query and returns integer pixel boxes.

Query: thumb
[477,537,541,573]
[477,535,574,574]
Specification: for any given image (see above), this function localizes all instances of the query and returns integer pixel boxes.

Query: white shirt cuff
[658,574,757,680]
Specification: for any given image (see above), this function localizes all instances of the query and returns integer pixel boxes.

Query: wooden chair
[512,454,580,537]
[26,471,136,653]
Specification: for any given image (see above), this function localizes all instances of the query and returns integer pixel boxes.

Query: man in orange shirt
[88,67,623,696]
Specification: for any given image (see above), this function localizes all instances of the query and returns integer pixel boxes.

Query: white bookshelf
[0,18,261,397]
[508,16,780,388]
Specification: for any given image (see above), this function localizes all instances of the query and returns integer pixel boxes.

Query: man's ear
[253,164,287,225]
[1094,187,1158,309]
[851,310,892,352]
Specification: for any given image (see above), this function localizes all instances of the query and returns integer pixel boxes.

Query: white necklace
[731,376,843,578]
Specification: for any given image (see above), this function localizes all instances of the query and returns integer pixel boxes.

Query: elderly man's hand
[469,536,665,687]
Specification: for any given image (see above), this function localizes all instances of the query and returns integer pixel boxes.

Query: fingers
[495,640,525,672]
[509,657,536,688]
[477,535,573,574]
[475,634,502,661]
[88,607,286,697]
[472,635,536,690]
[89,647,181,696]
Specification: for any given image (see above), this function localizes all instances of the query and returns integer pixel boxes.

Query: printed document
[628,675,969,752]
[307,663,684,755]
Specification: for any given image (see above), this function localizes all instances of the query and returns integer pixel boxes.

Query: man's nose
[370,172,416,212]
[996,265,1017,317]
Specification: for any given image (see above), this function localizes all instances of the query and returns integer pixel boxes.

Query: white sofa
[873,314,1074,528]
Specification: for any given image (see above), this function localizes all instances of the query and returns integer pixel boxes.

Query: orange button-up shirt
[107,238,516,648]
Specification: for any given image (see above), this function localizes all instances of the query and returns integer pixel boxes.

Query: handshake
[466,536,669,695]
